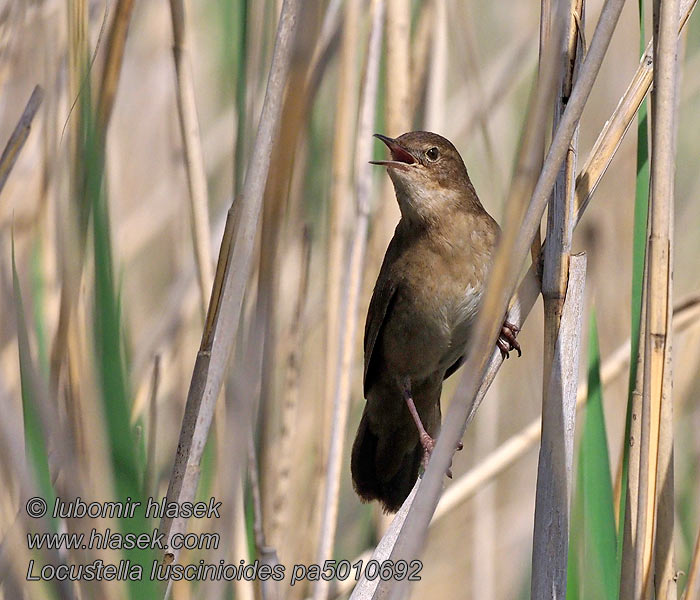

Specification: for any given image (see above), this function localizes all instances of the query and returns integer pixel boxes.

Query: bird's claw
[420,434,461,478]
[498,321,521,360]
[419,432,435,472]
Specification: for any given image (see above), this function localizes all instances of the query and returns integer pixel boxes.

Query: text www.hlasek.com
[27,529,219,551]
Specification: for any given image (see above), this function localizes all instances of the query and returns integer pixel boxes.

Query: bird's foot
[419,434,463,478]
[402,377,460,478]
[419,432,435,472]
[498,321,522,360]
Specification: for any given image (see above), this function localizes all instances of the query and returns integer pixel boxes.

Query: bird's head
[370,131,479,223]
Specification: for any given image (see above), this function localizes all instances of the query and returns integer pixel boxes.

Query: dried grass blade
[0,85,44,197]
[96,0,135,134]
[168,0,214,317]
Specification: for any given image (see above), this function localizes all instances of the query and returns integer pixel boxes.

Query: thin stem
[0,86,45,197]
[144,355,160,500]
[96,0,135,136]
[168,0,214,318]
[634,0,680,595]
[269,227,312,545]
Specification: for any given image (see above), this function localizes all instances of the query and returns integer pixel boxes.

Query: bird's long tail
[350,408,423,514]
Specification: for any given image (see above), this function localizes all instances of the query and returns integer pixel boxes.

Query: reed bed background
[1,0,699,599]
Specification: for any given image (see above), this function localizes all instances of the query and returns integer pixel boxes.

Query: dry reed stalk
[249,6,340,504]
[45,0,96,511]
[144,354,160,499]
[542,0,584,381]
[168,0,214,318]
[159,0,301,561]
[597,4,700,583]
[67,0,88,206]
[305,0,342,93]
[312,3,385,599]
[529,0,554,263]
[508,1,563,274]
[385,0,411,129]
[655,291,676,600]
[633,0,681,596]
[257,14,320,522]
[349,485,419,600]
[322,0,360,511]
[532,3,584,596]
[368,2,626,595]
[199,351,261,600]
[575,0,696,223]
[269,227,311,546]
[49,0,89,397]
[257,11,337,520]
[621,280,648,598]
[654,336,678,600]
[248,435,281,600]
[243,0,266,165]
[96,0,135,136]
[424,0,446,132]
[0,85,44,197]
[386,0,411,129]
[410,0,435,103]
[470,378,497,600]
[684,527,700,600]
[532,253,587,599]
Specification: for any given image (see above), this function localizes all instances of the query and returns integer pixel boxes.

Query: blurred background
[0,0,699,598]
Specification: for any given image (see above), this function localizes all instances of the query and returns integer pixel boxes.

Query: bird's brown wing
[363,236,401,398]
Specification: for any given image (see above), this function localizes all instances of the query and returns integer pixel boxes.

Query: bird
[350,131,521,513]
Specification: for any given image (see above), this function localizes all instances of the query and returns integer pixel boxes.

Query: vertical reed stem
[531,4,584,595]
[633,0,679,596]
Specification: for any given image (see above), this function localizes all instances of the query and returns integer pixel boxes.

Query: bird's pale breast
[380,245,487,381]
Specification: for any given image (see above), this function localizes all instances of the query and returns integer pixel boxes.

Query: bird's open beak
[370,134,415,169]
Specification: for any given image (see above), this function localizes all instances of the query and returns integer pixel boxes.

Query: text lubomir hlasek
[51,497,221,520]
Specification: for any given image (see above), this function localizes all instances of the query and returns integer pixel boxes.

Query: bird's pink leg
[400,379,434,468]
[400,378,461,477]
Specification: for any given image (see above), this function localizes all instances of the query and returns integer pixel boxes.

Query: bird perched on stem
[351,131,521,513]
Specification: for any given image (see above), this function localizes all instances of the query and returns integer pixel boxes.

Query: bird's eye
[426,147,439,162]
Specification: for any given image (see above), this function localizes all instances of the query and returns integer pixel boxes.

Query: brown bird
[350,131,521,513]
